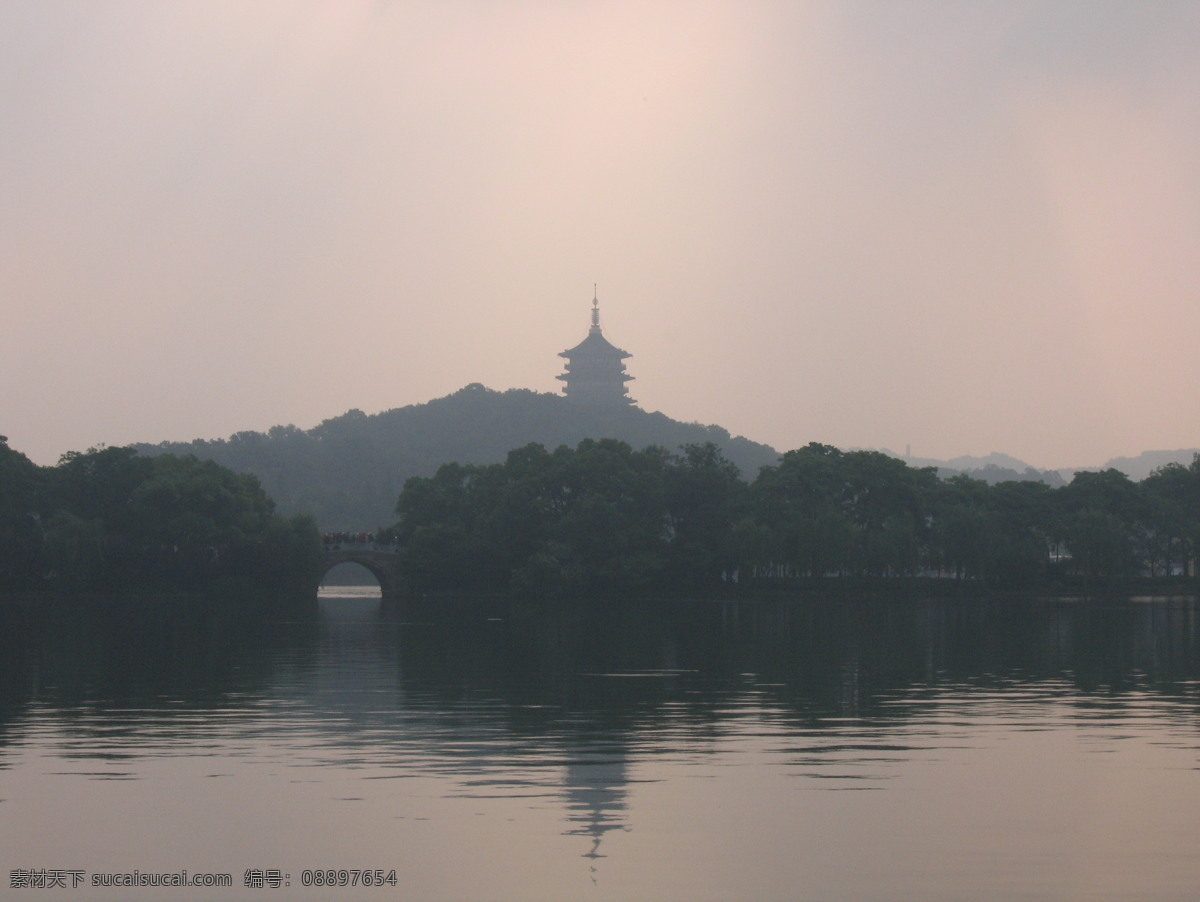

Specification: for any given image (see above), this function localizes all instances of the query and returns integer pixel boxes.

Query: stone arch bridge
[320,543,406,600]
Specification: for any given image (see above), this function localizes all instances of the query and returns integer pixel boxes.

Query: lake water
[2,589,1200,901]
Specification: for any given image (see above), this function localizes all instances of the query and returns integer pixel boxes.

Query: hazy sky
[4,1,1199,469]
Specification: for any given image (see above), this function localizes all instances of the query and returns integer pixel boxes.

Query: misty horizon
[4,2,1198,470]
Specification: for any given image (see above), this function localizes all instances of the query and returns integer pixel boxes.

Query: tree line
[0,438,321,595]
[6,432,1196,601]
[388,439,1200,596]
[135,385,780,530]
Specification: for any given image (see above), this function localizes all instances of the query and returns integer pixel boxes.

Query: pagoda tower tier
[557,291,635,406]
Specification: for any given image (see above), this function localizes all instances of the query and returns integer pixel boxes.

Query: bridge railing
[321,541,402,555]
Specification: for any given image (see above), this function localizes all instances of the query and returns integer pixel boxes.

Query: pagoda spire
[557,286,635,406]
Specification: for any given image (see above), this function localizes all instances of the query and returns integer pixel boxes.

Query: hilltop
[132,384,1199,531]
[1090,448,1200,482]
[895,451,1068,487]
[134,384,780,529]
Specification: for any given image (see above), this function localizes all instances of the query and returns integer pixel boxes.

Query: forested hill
[133,384,781,530]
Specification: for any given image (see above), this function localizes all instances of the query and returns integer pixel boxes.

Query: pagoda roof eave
[558,331,631,358]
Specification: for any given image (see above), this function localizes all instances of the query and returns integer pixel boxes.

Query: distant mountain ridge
[894,449,1200,485]
[894,451,1068,487]
[134,384,780,530]
[1092,449,1200,482]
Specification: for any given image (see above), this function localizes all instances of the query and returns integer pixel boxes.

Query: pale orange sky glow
[3,0,1199,469]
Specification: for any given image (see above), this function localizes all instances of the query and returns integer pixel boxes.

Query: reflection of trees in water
[7,593,1200,721]
[0,596,314,722]
[2,591,1199,901]
[0,607,34,745]
[5,594,1200,794]
[708,595,1200,719]
[382,596,1200,762]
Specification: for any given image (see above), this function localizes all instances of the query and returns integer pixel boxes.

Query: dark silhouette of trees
[1140,460,1200,578]
[0,437,45,588]
[391,440,1200,597]
[748,444,937,578]
[664,442,745,587]
[395,439,682,596]
[1059,469,1145,580]
[0,441,321,595]
[926,476,1058,586]
[8,429,1197,601]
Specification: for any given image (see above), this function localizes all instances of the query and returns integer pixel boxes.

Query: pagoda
[557,290,635,406]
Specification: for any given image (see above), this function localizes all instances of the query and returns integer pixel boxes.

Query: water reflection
[2,592,1199,900]
[561,753,628,861]
[5,593,1200,755]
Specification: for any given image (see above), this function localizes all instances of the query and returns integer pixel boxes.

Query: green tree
[0,437,45,587]
[42,511,105,588]
[749,443,852,576]
[985,480,1058,586]
[929,476,993,579]
[394,439,676,595]
[546,439,671,591]
[127,455,280,585]
[663,442,745,585]
[1141,459,1200,577]
[32,445,320,593]
[748,444,935,578]
[1060,470,1144,579]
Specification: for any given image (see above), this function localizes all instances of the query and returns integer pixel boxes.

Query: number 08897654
[300,870,398,888]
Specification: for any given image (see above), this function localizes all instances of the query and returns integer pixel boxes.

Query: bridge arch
[319,547,405,599]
